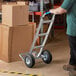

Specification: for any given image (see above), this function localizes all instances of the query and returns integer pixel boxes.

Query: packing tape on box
[0,70,41,76]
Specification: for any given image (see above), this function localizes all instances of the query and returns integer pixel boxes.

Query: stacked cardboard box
[0,3,36,62]
[17,1,27,5]
[0,23,36,62]
[2,4,29,26]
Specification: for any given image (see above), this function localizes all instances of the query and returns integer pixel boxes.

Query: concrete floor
[0,29,70,76]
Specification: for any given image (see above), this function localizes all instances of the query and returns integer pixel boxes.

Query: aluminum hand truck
[19,12,55,68]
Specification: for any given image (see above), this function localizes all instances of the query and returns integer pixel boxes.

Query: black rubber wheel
[42,50,52,64]
[24,54,35,68]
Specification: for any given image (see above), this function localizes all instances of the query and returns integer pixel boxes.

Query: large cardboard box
[0,23,36,62]
[0,2,17,10]
[2,4,29,27]
[17,1,26,5]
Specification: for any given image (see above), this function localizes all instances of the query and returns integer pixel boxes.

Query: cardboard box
[0,23,36,62]
[17,1,29,5]
[2,4,29,27]
[17,1,26,5]
[0,2,17,10]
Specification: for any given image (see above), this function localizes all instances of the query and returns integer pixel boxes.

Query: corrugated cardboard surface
[17,1,29,5]
[17,1,26,5]
[0,23,36,62]
[2,4,29,26]
[0,2,16,10]
[0,25,12,62]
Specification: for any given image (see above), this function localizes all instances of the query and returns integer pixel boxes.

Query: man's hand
[49,7,67,14]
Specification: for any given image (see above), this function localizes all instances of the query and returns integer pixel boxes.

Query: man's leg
[63,35,76,71]
[68,36,76,65]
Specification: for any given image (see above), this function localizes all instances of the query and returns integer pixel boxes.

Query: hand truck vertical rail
[19,12,55,68]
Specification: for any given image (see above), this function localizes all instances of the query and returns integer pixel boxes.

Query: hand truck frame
[19,12,55,68]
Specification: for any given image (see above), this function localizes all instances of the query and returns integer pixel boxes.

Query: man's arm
[50,0,75,15]
[49,7,67,14]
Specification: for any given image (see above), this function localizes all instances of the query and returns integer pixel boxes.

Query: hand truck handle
[45,12,51,15]
[42,12,51,18]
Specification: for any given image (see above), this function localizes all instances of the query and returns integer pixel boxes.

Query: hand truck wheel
[42,50,52,64]
[24,54,35,68]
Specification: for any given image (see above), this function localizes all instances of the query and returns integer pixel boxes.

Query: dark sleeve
[61,0,74,11]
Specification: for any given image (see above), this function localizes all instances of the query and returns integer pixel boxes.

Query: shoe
[69,72,73,76]
[63,64,76,71]
[69,70,76,76]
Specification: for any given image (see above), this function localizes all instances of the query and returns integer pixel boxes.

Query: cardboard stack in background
[2,3,29,26]
[0,23,36,62]
[0,3,36,62]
